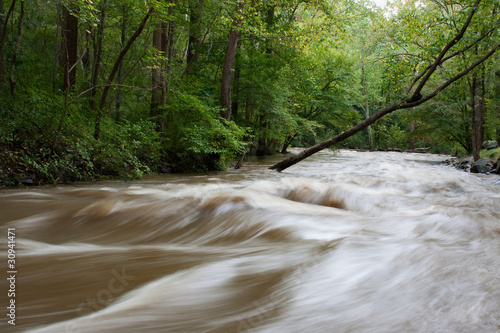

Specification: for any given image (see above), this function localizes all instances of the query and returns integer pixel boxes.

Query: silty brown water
[1,149,499,332]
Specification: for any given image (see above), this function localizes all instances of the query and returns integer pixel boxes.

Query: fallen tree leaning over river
[270,0,499,172]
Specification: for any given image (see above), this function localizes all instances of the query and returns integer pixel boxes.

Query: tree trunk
[496,70,500,143]
[269,45,498,171]
[187,0,203,72]
[62,3,78,92]
[82,30,91,74]
[94,7,154,140]
[361,61,374,150]
[220,0,245,121]
[231,57,240,121]
[281,134,297,154]
[0,0,16,90]
[256,114,268,156]
[469,69,485,161]
[270,102,403,171]
[114,6,127,122]
[269,0,495,172]
[151,21,164,118]
[0,0,6,89]
[245,96,252,121]
[89,0,107,110]
[52,1,62,92]
[1,1,19,90]
[164,13,176,97]
[151,0,177,131]
[409,121,415,151]
[9,0,24,97]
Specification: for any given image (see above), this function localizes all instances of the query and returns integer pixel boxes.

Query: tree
[469,66,486,160]
[94,6,154,140]
[151,0,177,130]
[88,0,107,110]
[220,0,245,121]
[61,2,78,92]
[187,0,203,71]
[9,0,24,97]
[270,0,500,171]
[0,0,6,89]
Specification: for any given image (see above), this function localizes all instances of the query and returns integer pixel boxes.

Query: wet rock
[440,157,472,171]
[482,140,498,150]
[470,158,494,174]
[495,158,500,174]
[458,157,473,171]
[21,179,34,185]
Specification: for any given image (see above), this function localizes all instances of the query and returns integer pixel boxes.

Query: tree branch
[269,10,500,172]
[407,22,500,93]
[410,0,481,101]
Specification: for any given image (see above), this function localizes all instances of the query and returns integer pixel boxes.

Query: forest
[0,0,499,185]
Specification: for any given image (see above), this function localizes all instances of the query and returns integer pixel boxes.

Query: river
[1,149,499,333]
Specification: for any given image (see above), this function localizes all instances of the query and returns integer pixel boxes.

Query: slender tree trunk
[90,0,107,110]
[151,21,164,118]
[187,0,203,72]
[361,61,374,150]
[164,1,177,97]
[220,0,245,121]
[245,96,252,121]
[82,30,90,74]
[114,5,128,122]
[281,134,297,154]
[94,7,154,140]
[52,1,62,92]
[256,114,267,156]
[469,69,485,161]
[496,70,500,143]
[9,0,24,97]
[231,57,240,121]
[62,3,78,92]
[151,0,177,131]
[0,0,5,89]
[409,121,415,151]
[0,0,16,90]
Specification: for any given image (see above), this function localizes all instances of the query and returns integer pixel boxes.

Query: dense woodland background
[0,0,499,184]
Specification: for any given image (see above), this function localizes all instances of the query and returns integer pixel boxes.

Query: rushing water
[1,149,499,333]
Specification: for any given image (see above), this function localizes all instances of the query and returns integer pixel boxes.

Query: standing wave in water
[1,149,499,333]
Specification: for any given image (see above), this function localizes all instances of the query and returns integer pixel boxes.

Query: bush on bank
[0,93,247,187]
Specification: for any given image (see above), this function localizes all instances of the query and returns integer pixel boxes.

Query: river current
[1,149,499,333]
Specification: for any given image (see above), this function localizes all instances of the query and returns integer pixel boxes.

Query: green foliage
[93,119,161,178]
[0,87,162,184]
[0,90,97,184]
[162,89,249,172]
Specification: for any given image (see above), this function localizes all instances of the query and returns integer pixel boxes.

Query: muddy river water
[1,149,499,332]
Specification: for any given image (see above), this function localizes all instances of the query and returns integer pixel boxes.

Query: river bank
[2,146,500,188]
[440,147,500,175]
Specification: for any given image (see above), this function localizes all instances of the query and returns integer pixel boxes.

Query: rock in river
[470,158,494,174]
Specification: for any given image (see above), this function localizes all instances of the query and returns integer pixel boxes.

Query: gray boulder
[482,140,498,150]
[471,158,494,174]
